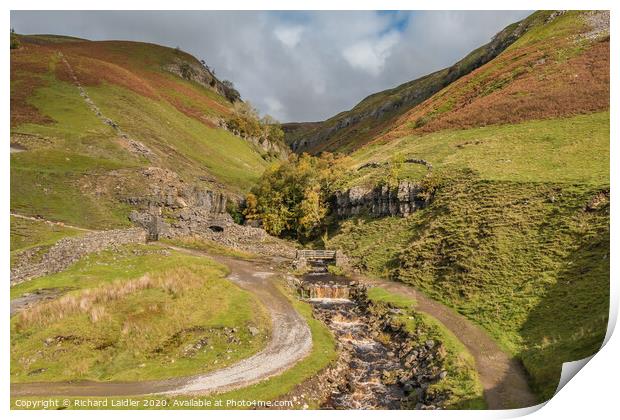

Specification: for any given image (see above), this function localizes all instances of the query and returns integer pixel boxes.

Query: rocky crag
[335,180,430,218]
[10,164,296,287]
[215,118,290,160]
[164,57,237,102]
[165,58,290,160]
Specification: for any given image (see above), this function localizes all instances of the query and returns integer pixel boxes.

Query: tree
[222,80,241,103]
[243,193,260,222]
[259,115,284,143]
[10,29,19,50]
[268,124,285,143]
[244,153,352,240]
[234,100,258,119]
[386,153,404,187]
[298,185,328,238]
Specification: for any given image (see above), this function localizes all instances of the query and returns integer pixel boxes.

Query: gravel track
[11,247,312,398]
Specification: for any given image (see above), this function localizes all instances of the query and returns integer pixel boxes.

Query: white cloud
[342,31,400,76]
[274,25,304,48]
[264,96,284,118]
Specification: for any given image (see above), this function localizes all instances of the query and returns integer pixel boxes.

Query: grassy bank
[348,111,609,186]
[11,277,338,410]
[367,287,485,409]
[11,244,271,383]
[328,174,609,401]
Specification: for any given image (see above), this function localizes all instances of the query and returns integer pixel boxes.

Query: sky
[11,10,532,122]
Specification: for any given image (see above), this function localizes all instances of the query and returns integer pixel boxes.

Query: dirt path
[10,212,96,233]
[10,289,67,317]
[11,247,312,398]
[357,275,537,409]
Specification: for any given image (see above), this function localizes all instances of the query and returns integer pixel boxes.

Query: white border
[3,1,617,420]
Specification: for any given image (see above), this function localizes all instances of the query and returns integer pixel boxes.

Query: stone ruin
[126,175,234,240]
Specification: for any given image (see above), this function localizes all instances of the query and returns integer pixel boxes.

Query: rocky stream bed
[296,272,450,409]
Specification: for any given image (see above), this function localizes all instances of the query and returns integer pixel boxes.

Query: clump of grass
[161,236,257,260]
[16,267,201,329]
[326,264,345,276]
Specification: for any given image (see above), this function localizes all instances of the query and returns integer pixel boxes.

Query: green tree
[10,29,19,50]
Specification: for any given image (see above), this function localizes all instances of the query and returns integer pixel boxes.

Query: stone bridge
[294,249,349,271]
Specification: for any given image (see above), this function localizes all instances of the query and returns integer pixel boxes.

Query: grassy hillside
[11,244,271,382]
[327,113,609,401]
[287,11,609,155]
[11,36,270,229]
[350,111,609,185]
[384,11,609,141]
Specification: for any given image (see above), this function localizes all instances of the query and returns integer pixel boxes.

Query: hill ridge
[285,10,609,155]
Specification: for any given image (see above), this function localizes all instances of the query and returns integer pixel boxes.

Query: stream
[299,272,406,409]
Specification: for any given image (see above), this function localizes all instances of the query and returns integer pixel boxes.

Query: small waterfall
[299,283,350,300]
[310,293,406,409]
[298,271,353,302]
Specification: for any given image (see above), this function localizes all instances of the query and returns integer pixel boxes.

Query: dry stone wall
[10,228,147,285]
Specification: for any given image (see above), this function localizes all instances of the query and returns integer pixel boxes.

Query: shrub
[327,265,345,276]
[10,30,19,50]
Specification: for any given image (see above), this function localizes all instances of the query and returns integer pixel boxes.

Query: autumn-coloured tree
[244,153,351,239]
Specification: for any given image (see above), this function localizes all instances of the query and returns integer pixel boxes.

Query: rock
[248,326,260,337]
[27,368,47,376]
[335,180,430,219]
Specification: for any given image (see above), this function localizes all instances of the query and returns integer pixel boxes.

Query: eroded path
[11,247,312,397]
[357,274,537,409]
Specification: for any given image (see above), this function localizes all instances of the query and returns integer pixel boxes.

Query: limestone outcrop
[335,181,430,218]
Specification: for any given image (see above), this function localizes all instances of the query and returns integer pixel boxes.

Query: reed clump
[17,267,203,328]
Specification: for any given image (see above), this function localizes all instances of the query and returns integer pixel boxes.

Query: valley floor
[10,227,539,409]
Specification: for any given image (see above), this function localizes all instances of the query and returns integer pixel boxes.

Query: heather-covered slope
[286,11,609,154]
[11,35,271,229]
